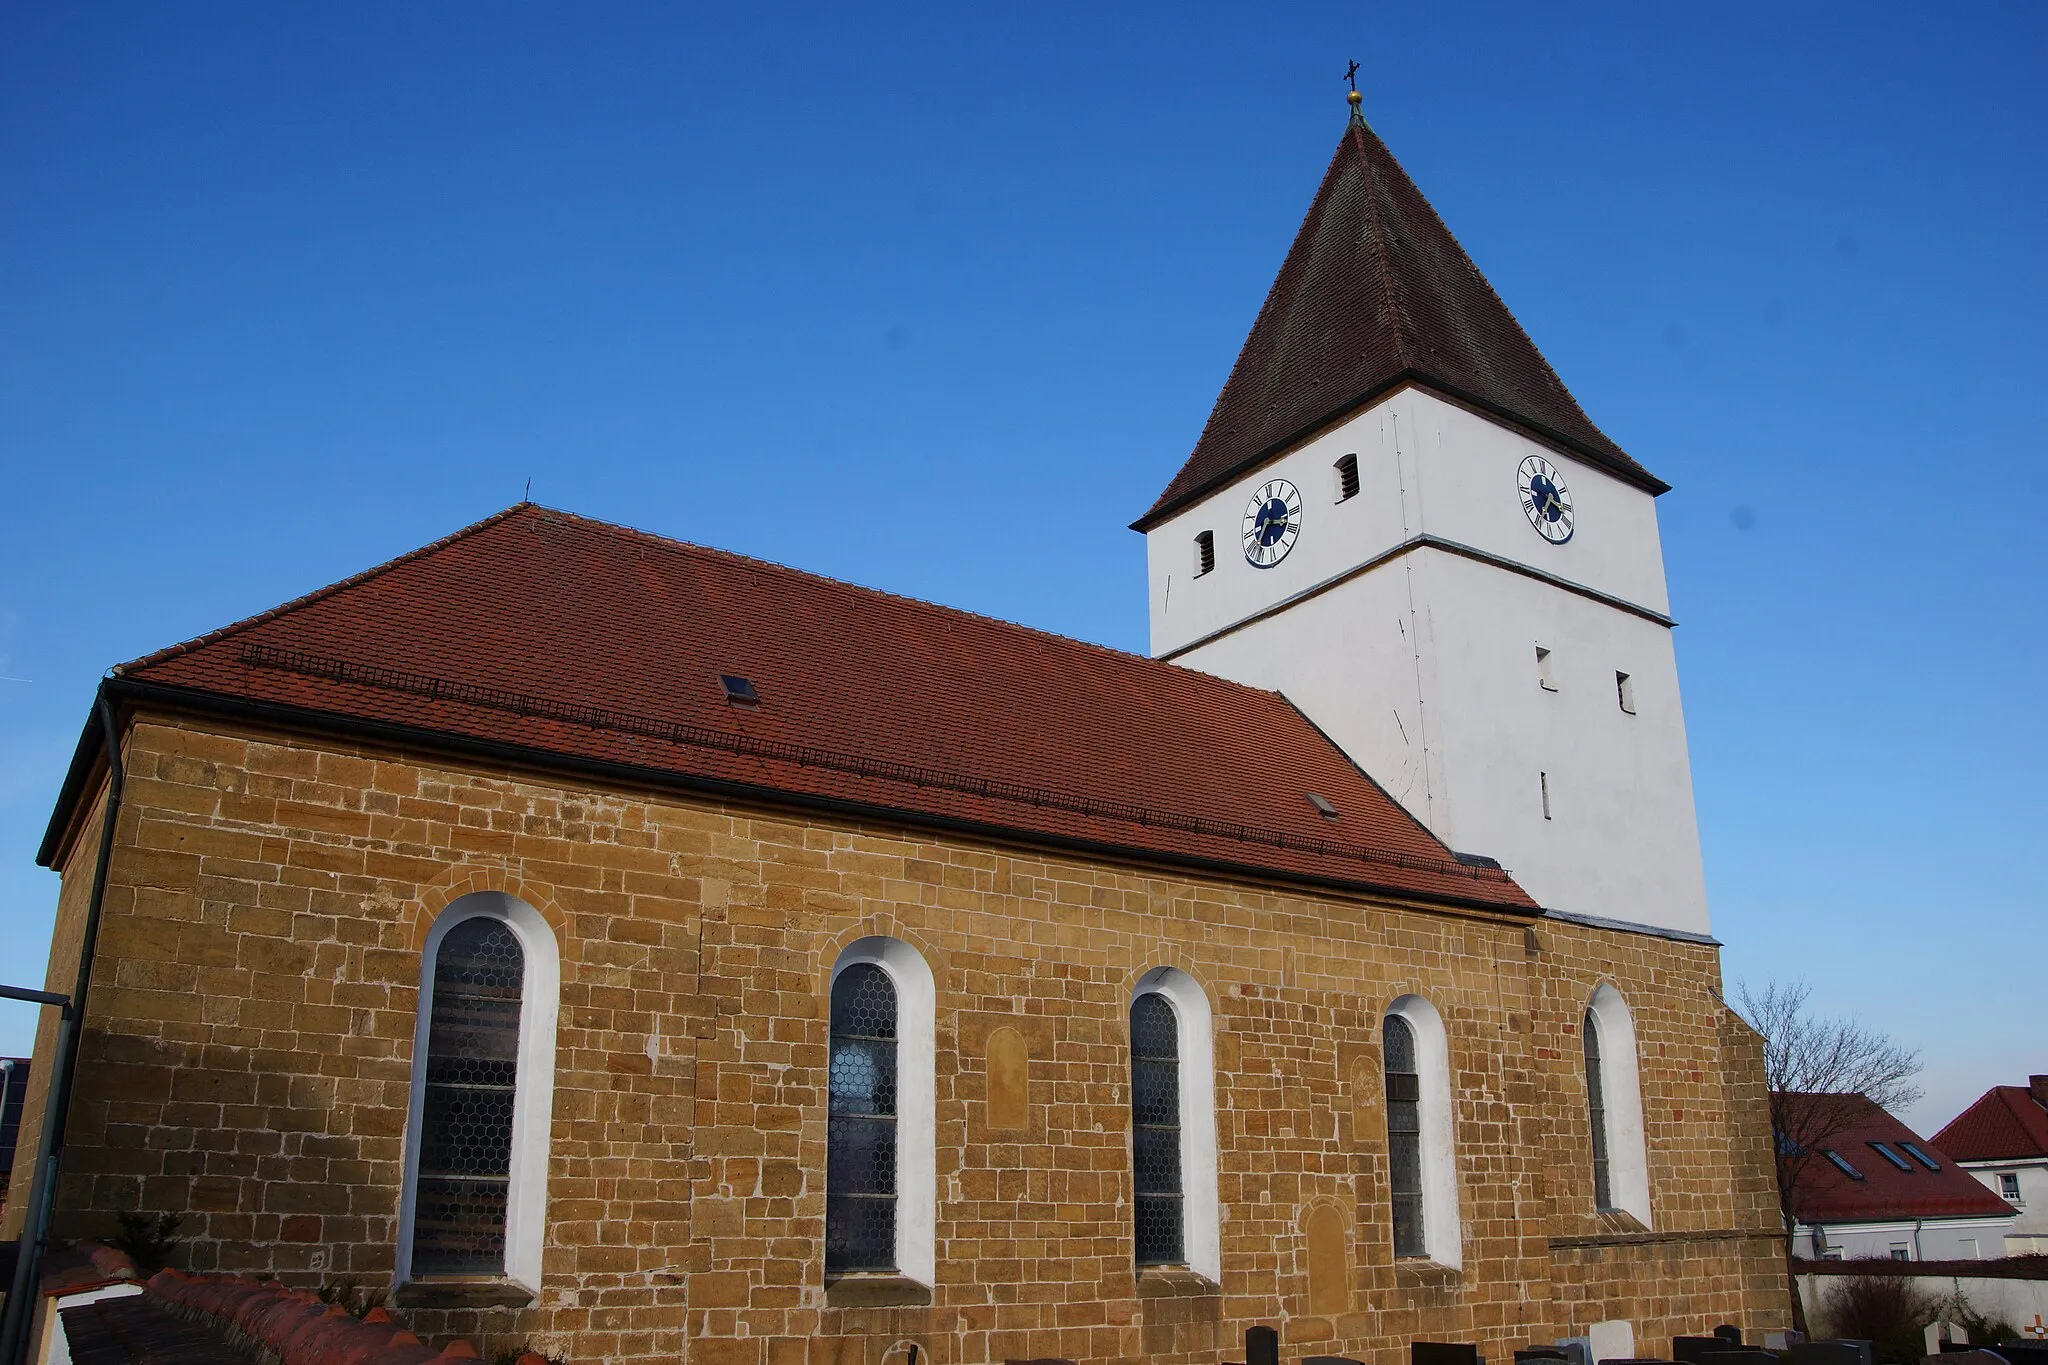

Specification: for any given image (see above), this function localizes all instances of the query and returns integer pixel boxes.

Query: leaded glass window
[1131,992,1183,1265]
[1384,1013,1424,1258]
[1585,1010,1612,1210]
[827,962,898,1273]
[412,917,524,1275]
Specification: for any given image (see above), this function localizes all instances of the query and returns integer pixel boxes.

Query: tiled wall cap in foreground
[144,1270,480,1365]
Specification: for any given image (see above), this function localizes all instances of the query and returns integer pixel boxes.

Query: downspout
[0,691,125,1365]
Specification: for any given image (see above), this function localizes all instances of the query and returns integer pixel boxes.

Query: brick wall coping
[143,1268,550,1365]
[1792,1257,2048,1281]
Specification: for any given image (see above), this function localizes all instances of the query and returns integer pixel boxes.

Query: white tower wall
[1145,388,1709,935]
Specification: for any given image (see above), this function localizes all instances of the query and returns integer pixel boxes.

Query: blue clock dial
[1517,456,1575,544]
[1241,479,1302,568]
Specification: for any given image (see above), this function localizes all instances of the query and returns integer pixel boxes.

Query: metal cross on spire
[1344,59,1364,117]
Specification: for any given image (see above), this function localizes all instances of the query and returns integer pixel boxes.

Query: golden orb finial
[1347,88,1362,107]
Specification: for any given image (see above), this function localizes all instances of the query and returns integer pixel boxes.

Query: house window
[827,962,898,1272]
[1616,671,1635,714]
[1127,967,1220,1281]
[1381,995,1461,1266]
[1889,1245,1911,1261]
[400,891,559,1291]
[1536,646,1557,691]
[1384,1013,1425,1257]
[1960,1238,1980,1260]
[411,917,524,1275]
[1584,1010,1612,1210]
[823,938,936,1285]
[1130,992,1182,1265]
[1194,531,1215,577]
[2000,1172,2022,1203]
[1335,454,1361,502]
[1583,984,1653,1226]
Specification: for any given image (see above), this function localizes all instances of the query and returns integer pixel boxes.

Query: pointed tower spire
[1135,100,1664,529]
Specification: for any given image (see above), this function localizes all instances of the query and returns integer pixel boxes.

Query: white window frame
[1385,994,1462,1268]
[831,937,936,1288]
[1131,967,1221,1284]
[396,890,560,1292]
[1585,984,1653,1227]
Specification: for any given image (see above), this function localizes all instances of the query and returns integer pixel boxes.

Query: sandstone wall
[7,713,1788,1364]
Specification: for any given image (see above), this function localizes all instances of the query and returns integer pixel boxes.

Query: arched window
[1128,967,1220,1282]
[1383,1013,1425,1258]
[1584,984,1652,1226]
[1381,995,1461,1267]
[1584,1010,1612,1209]
[828,963,898,1273]
[399,892,559,1291]
[1130,993,1182,1265]
[824,938,936,1286]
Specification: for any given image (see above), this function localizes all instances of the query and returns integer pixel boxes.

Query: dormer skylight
[719,674,760,707]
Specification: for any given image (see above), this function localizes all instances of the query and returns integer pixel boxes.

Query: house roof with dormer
[44,504,1535,913]
[1135,113,1664,531]
[1778,1092,2018,1225]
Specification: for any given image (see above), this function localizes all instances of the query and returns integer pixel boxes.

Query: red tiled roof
[1933,1086,2048,1163]
[1778,1093,2016,1224]
[74,505,1534,911]
[1136,115,1663,530]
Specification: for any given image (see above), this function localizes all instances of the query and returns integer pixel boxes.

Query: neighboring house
[0,1058,28,1204]
[1932,1075,2048,1254]
[1780,1092,2015,1261]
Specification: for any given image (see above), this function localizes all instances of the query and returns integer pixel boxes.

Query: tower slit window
[412,917,525,1275]
[1335,453,1360,502]
[1383,1013,1425,1257]
[1584,1009,1612,1210]
[1130,992,1184,1265]
[1194,531,1215,577]
[827,962,899,1272]
[1541,771,1552,821]
[1536,646,1557,691]
[1616,671,1635,714]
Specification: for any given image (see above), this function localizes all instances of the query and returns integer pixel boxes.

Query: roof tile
[105,505,1535,911]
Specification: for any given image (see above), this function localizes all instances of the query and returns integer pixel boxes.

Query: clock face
[1517,455,1575,544]
[1242,479,1303,568]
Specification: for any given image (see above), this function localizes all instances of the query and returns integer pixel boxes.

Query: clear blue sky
[1,3,2040,1134]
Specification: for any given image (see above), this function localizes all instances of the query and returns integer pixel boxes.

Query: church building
[4,102,1786,1365]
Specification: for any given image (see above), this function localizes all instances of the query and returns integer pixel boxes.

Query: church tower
[1137,103,1710,936]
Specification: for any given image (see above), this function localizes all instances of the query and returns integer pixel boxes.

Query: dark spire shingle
[1136,117,1664,529]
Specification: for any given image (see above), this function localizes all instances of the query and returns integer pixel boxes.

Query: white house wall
[1960,1158,2048,1237]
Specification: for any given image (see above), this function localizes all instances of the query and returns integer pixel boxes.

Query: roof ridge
[525,504,1292,701]
[116,504,534,676]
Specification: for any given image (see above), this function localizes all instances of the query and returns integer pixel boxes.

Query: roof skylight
[1307,793,1339,820]
[1898,1141,1942,1171]
[719,674,760,707]
[1868,1142,1914,1172]
[1823,1150,1866,1181]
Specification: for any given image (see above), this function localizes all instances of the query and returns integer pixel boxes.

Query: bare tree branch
[1732,979,1923,1336]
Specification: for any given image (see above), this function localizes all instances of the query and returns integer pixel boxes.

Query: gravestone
[1415,1343,1483,1365]
[1715,1329,1746,1346]
[1675,1338,1727,1364]
[1790,1340,1873,1365]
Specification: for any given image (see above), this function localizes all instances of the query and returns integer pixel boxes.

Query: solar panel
[719,674,761,706]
